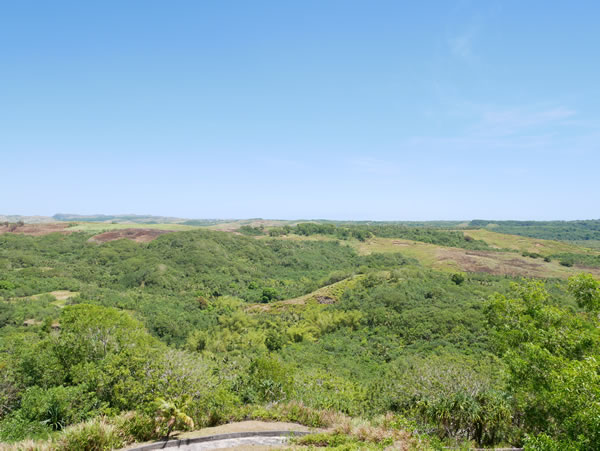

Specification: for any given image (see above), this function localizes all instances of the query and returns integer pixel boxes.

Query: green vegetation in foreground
[0,227,600,450]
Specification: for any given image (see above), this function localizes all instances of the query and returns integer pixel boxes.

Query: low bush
[56,418,123,451]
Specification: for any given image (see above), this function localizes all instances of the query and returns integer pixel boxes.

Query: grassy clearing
[350,237,600,279]
[568,239,600,250]
[352,237,443,264]
[33,290,78,301]
[12,291,79,306]
[465,229,600,256]
[248,275,364,313]
[263,232,600,279]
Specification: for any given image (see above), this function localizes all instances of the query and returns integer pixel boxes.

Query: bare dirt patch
[435,248,600,278]
[0,222,70,236]
[31,290,78,301]
[88,228,173,243]
[436,248,550,277]
[316,295,335,304]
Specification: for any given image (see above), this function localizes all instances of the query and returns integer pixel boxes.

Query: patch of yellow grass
[350,237,600,279]
[247,275,364,313]
[351,237,453,268]
[43,290,78,300]
[465,229,600,256]
[11,290,79,307]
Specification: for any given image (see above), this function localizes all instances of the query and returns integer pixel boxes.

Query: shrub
[0,280,16,291]
[239,356,292,403]
[295,432,355,447]
[239,226,264,236]
[56,418,123,451]
[523,433,578,451]
[451,273,465,285]
[265,329,284,351]
[112,411,158,443]
[261,287,280,303]
[0,413,52,442]
[18,385,100,431]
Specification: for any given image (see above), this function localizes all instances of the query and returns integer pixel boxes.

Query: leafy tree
[265,329,284,351]
[451,273,465,285]
[239,356,292,403]
[567,273,600,312]
[487,280,600,448]
[261,287,280,303]
[185,330,207,352]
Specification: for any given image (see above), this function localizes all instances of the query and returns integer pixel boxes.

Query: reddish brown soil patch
[436,248,546,277]
[0,222,70,236]
[88,228,172,243]
[316,296,335,304]
[392,241,409,247]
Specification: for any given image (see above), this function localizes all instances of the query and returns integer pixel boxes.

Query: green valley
[1,220,599,449]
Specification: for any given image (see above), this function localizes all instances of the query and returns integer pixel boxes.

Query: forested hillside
[1,227,599,449]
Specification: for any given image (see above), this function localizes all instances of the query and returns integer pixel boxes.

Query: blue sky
[1,1,598,220]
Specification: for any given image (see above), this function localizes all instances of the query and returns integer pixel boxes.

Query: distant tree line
[268,223,493,250]
[470,219,600,241]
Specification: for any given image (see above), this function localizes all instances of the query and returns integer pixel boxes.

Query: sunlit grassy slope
[63,222,600,280]
[264,229,600,279]
[464,229,600,255]
[351,237,600,278]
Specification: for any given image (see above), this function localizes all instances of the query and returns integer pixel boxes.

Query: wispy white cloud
[342,95,600,187]
[449,33,474,60]
[448,20,482,62]
[345,102,589,176]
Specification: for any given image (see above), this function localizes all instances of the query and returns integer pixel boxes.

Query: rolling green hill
[0,224,599,450]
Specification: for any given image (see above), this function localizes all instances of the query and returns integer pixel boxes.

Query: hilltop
[2,218,600,279]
